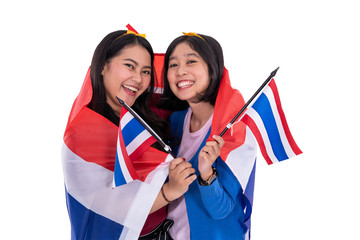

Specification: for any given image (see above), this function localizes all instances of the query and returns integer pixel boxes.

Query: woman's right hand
[163,158,197,201]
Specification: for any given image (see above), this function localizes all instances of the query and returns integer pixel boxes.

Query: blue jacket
[169,109,247,240]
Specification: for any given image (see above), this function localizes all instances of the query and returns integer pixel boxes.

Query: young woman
[158,33,256,239]
[62,28,195,240]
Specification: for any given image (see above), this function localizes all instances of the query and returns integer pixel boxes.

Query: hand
[198,135,224,180]
[164,157,197,201]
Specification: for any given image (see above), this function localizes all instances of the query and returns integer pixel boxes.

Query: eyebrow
[123,58,151,69]
[169,52,200,61]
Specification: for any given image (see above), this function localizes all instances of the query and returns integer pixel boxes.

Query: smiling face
[102,44,152,116]
[167,42,210,102]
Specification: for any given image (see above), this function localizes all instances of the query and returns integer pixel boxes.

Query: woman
[62,28,195,240]
[158,33,257,239]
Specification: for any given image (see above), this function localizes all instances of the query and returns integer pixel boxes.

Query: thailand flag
[209,69,301,239]
[62,67,173,240]
[113,108,156,186]
[209,68,258,240]
[241,79,302,165]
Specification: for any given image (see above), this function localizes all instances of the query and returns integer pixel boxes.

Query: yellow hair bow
[182,32,204,40]
[124,30,146,38]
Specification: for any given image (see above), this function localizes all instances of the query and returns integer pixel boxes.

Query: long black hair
[158,34,224,111]
[88,30,171,144]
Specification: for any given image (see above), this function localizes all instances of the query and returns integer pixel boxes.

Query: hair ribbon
[182,32,205,40]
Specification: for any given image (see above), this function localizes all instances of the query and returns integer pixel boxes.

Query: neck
[188,101,214,133]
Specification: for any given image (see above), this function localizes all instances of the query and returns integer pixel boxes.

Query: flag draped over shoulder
[241,79,302,165]
[209,69,302,239]
[62,66,173,240]
[209,68,258,239]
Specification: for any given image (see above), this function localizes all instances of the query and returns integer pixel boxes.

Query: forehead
[170,42,199,59]
[118,45,151,60]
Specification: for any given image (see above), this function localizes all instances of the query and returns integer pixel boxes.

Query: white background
[1,0,359,239]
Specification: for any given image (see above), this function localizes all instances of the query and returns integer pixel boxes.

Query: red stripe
[268,80,302,155]
[64,108,118,171]
[129,137,157,162]
[242,114,274,165]
[117,127,139,180]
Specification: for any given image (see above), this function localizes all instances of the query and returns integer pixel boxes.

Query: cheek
[167,72,177,87]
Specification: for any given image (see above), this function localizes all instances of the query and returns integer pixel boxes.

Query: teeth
[177,81,194,88]
[123,85,139,92]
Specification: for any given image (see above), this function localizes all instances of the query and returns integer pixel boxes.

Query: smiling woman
[61,28,195,239]
[102,45,152,117]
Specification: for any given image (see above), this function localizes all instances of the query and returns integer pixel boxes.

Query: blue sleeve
[197,158,243,219]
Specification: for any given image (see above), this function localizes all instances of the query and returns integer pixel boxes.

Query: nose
[132,70,142,83]
[176,64,187,77]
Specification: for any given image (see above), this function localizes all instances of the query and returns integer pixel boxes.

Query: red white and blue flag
[209,68,257,240]
[208,69,301,239]
[241,79,302,165]
[113,107,156,186]
[62,67,173,240]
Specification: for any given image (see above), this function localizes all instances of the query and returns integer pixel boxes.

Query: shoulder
[169,108,188,127]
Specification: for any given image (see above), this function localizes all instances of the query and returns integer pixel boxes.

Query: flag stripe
[114,151,127,187]
[263,86,296,159]
[117,131,137,182]
[268,80,302,155]
[252,93,289,161]
[126,130,153,156]
[242,112,277,164]
[122,117,148,147]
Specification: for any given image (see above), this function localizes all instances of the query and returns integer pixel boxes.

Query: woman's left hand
[198,135,225,181]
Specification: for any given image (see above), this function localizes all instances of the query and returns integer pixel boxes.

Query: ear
[101,63,107,76]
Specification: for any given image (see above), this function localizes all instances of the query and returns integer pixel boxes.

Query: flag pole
[116,97,177,158]
[219,67,280,137]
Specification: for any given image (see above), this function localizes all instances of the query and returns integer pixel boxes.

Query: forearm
[150,183,172,213]
[198,179,237,219]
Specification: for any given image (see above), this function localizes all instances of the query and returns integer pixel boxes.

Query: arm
[197,135,242,219]
[197,159,242,219]
[150,158,197,213]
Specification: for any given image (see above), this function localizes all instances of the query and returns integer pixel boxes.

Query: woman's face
[167,42,210,102]
[102,44,152,116]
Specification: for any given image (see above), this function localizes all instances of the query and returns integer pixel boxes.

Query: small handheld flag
[219,67,279,137]
[218,67,302,164]
[116,97,177,158]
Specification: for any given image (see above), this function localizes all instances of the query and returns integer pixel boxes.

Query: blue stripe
[122,117,145,147]
[252,93,288,161]
[65,187,123,240]
[114,151,127,186]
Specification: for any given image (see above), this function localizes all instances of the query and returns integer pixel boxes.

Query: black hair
[158,34,224,111]
[88,30,171,144]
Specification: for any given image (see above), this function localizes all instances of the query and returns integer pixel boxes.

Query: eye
[125,64,134,69]
[169,63,178,68]
[142,70,151,75]
[187,60,196,64]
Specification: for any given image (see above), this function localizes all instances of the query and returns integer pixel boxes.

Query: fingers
[169,157,185,170]
[169,158,195,179]
[212,135,225,148]
[202,135,224,156]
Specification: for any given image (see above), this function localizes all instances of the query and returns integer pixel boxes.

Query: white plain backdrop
[1,0,359,239]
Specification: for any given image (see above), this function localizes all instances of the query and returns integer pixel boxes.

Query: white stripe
[226,127,257,189]
[153,87,163,94]
[263,87,296,158]
[117,139,134,183]
[126,129,152,156]
[120,111,133,128]
[62,142,170,240]
[120,155,171,240]
[247,108,279,163]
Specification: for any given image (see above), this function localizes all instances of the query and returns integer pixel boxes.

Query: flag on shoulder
[62,67,173,240]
